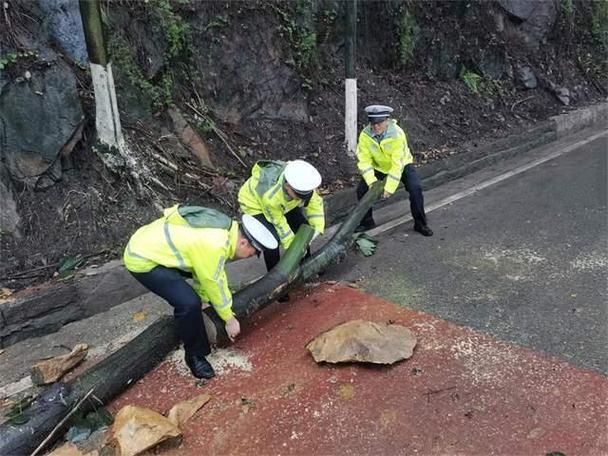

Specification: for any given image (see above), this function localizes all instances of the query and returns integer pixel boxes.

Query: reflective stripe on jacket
[123,205,238,321]
[238,160,325,249]
[356,119,413,194]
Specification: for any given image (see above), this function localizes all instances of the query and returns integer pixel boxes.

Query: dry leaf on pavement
[132,311,146,322]
[112,405,181,456]
[167,393,211,428]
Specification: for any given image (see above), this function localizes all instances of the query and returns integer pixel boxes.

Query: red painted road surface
[111,283,608,455]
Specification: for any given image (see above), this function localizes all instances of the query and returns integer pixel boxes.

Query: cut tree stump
[31,343,89,386]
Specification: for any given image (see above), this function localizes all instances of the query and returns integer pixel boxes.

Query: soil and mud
[0,0,606,292]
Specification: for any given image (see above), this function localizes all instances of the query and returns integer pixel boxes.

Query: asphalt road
[328,128,607,374]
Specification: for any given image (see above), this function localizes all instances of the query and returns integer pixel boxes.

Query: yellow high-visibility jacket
[238,160,325,249]
[123,205,237,321]
[356,119,414,194]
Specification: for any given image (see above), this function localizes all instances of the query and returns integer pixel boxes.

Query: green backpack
[177,205,232,230]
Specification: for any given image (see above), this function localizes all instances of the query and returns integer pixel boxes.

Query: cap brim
[294,190,313,204]
[241,224,262,253]
[369,116,389,124]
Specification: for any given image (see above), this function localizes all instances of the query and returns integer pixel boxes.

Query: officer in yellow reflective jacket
[356,105,433,236]
[238,159,325,272]
[124,205,277,379]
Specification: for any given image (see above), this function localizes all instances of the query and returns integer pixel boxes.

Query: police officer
[355,105,433,236]
[238,159,325,272]
[124,205,277,379]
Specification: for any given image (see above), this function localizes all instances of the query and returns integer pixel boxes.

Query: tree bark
[298,181,383,281]
[79,0,108,66]
[0,317,178,455]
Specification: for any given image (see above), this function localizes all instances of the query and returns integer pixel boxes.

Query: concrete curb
[0,261,147,347]
[2,102,606,348]
[550,101,607,138]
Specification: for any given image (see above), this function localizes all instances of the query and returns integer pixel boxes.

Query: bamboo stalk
[298,181,383,280]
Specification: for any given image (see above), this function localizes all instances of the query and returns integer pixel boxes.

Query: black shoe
[414,223,433,237]
[185,355,215,379]
[355,219,376,232]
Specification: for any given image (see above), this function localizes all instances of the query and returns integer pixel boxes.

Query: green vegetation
[459,66,483,94]
[109,35,170,112]
[0,50,37,70]
[196,115,216,135]
[108,0,195,112]
[0,53,19,70]
[479,78,516,102]
[591,0,608,53]
[397,6,419,67]
[459,68,514,100]
[270,1,317,72]
[3,396,34,425]
[561,0,574,19]
[153,0,190,58]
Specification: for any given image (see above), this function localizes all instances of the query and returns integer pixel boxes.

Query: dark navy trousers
[130,266,210,358]
[254,208,310,271]
[357,164,427,226]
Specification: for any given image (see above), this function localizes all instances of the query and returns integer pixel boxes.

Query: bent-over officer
[238,159,325,272]
[123,205,277,379]
[355,105,433,236]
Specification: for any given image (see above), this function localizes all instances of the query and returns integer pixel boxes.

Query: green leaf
[65,407,114,443]
[66,425,92,443]
[354,233,378,257]
[4,395,34,425]
[58,256,86,275]
[85,408,113,429]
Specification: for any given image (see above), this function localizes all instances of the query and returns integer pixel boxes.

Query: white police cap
[240,214,278,252]
[284,160,322,193]
[365,105,394,123]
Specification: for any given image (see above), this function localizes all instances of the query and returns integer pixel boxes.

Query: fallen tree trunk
[0,317,179,455]
[204,181,383,344]
[299,181,383,281]
[0,229,312,456]
[203,224,315,342]
[0,181,383,455]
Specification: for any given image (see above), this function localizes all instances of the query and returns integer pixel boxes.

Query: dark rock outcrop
[37,0,89,65]
[497,0,558,47]
[191,13,308,124]
[0,62,83,188]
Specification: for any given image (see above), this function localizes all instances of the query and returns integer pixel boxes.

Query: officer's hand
[382,191,391,200]
[225,317,241,342]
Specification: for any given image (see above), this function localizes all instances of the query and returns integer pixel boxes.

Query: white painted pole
[345,78,357,158]
[90,62,125,149]
[344,0,357,159]
[79,0,124,151]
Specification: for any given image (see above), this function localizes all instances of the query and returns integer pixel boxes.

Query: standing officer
[123,205,277,379]
[355,105,433,236]
[238,159,325,272]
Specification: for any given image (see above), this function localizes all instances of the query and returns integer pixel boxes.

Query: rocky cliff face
[0,0,605,287]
